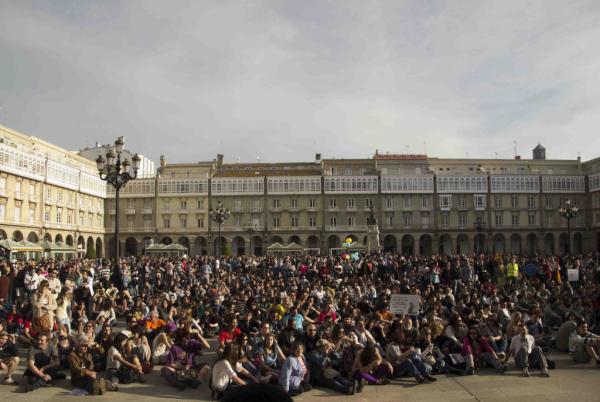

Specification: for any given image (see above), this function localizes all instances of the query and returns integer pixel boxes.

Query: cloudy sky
[1,0,600,165]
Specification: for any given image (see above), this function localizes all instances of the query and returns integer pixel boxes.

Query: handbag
[33,313,52,333]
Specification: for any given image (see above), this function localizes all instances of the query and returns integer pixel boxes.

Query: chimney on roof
[315,153,321,161]
[515,155,521,160]
[216,154,224,167]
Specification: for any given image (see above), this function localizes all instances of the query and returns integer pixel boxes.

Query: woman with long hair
[106,332,146,388]
[351,344,393,391]
[32,280,57,335]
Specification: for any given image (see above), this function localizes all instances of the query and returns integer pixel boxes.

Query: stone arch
[27,232,39,243]
[401,234,415,256]
[510,233,522,255]
[419,234,432,256]
[526,233,538,256]
[77,236,85,256]
[559,232,569,255]
[161,237,173,245]
[251,236,263,256]
[544,233,555,256]
[0,229,6,240]
[12,230,23,241]
[193,237,208,256]
[383,234,397,253]
[54,234,63,243]
[66,235,74,246]
[125,237,138,256]
[344,234,358,243]
[474,233,486,254]
[96,238,103,258]
[289,235,301,245]
[177,237,190,254]
[439,234,452,256]
[573,232,583,255]
[271,236,284,245]
[108,237,116,258]
[232,236,245,256]
[327,235,341,250]
[307,235,320,253]
[457,234,470,254]
[493,233,506,254]
[86,236,95,257]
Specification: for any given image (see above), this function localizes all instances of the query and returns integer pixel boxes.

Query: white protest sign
[389,294,420,315]
[567,269,579,282]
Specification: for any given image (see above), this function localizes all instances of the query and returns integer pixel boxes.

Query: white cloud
[1,0,600,164]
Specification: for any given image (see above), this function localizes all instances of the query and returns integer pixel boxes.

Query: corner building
[0,125,106,256]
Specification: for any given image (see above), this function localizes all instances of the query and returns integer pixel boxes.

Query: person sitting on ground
[160,329,210,390]
[556,312,578,352]
[307,339,356,395]
[68,334,112,395]
[20,333,66,392]
[463,326,507,375]
[212,343,269,399]
[0,331,19,385]
[505,322,550,377]
[352,343,393,392]
[106,332,146,388]
[279,341,312,396]
[569,318,600,366]
[385,325,435,384]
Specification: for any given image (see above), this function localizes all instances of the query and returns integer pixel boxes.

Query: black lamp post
[96,137,140,261]
[558,199,579,255]
[474,216,486,254]
[209,200,230,257]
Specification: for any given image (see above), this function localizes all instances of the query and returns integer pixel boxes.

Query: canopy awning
[40,240,77,252]
[0,240,44,252]
[266,242,286,250]
[283,242,304,251]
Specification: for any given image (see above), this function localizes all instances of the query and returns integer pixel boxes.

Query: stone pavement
[1,352,599,402]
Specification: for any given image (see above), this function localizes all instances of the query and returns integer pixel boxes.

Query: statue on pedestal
[366,205,381,252]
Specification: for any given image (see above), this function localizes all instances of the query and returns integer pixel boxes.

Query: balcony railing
[0,188,6,197]
[125,208,136,215]
[14,191,23,200]
[143,207,153,214]
[28,193,37,202]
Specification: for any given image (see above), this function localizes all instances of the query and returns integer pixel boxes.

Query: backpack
[117,366,136,384]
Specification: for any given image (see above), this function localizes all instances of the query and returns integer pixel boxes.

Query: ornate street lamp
[558,199,579,255]
[96,136,141,262]
[209,200,230,257]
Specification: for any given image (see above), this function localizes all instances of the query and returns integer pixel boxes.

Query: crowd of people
[0,251,599,399]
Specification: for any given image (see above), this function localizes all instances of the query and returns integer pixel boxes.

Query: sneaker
[522,368,530,377]
[541,370,550,378]
[467,367,475,375]
[377,378,390,386]
[425,375,438,383]
[106,381,119,391]
[499,365,508,374]
[4,377,15,385]
[416,376,426,384]
[356,379,365,393]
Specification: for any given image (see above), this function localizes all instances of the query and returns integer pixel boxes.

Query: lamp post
[96,137,141,262]
[209,200,230,257]
[558,199,579,255]
[474,216,486,254]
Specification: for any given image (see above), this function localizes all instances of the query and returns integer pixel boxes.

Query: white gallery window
[439,195,451,211]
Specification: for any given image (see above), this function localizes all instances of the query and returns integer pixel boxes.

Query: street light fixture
[558,199,579,255]
[209,200,230,257]
[96,136,140,263]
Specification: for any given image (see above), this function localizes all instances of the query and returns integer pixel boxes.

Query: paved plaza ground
[1,350,599,402]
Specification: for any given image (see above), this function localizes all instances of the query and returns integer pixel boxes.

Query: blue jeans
[393,352,429,378]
